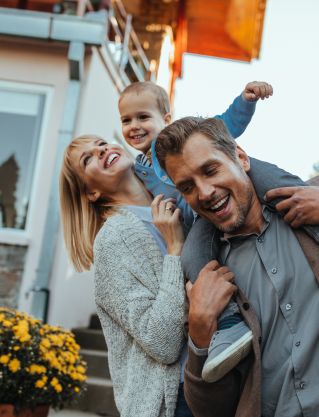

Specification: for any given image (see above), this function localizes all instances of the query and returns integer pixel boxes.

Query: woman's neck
[109,173,153,207]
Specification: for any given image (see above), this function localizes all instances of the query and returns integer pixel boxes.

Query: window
[0,87,46,230]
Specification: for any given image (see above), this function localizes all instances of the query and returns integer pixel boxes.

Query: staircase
[71,315,119,416]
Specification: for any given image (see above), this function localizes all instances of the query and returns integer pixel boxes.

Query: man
[155,116,319,417]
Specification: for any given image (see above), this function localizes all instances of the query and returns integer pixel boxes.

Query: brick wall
[0,244,27,308]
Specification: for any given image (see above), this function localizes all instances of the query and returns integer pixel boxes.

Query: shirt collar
[220,205,272,243]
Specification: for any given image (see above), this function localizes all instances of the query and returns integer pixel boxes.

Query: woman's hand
[151,194,185,255]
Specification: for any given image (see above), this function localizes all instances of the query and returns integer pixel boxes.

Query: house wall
[47,47,125,329]
[0,39,69,311]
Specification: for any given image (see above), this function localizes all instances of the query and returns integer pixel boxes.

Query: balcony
[0,0,154,86]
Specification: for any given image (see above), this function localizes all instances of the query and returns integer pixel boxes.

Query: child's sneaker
[201,321,253,383]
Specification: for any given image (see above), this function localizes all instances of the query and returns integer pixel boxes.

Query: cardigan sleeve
[94,223,186,365]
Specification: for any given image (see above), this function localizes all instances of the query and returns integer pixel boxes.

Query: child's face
[119,91,171,154]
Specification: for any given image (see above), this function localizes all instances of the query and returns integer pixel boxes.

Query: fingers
[151,194,177,219]
[244,81,273,101]
[200,259,220,271]
[265,187,299,201]
[283,207,303,228]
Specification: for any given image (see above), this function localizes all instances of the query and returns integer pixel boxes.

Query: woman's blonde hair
[59,135,115,272]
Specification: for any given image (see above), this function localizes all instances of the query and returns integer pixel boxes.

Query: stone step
[72,376,119,417]
[73,327,107,351]
[81,348,110,379]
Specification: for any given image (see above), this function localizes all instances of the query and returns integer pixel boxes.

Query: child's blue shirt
[134,94,256,229]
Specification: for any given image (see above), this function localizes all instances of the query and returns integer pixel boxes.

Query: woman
[59,135,191,417]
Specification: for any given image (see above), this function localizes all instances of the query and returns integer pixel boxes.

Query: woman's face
[70,138,134,200]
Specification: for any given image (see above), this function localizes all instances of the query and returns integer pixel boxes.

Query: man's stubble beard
[215,177,254,235]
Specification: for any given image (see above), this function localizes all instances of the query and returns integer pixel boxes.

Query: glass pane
[0,89,45,229]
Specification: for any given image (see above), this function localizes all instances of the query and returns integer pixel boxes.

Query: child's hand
[242,81,273,102]
[265,186,319,227]
[151,194,185,256]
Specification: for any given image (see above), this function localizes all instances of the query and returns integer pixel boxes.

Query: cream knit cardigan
[94,209,186,417]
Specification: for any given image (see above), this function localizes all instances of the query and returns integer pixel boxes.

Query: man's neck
[224,192,265,239]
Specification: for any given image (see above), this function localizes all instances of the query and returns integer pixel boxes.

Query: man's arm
[184,261,243,416]
[216,81,273,138]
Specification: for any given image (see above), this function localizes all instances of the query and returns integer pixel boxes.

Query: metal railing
[76,0,154,83]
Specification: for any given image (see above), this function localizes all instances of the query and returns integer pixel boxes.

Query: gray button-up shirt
[219,207,319,417]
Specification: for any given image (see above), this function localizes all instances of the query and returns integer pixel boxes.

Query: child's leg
[181,216,219,284]
[181,217,252,383]
[250,157,319,243]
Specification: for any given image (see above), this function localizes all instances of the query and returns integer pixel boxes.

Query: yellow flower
[13,346,20,351]
[76,365,86,374]
[35,379,45,388]
[29,364,47,374]
[50,377,59,387]
[74,386,80,393]
[12,319,31,342]
[8,358,21,372]
[2,320,13,327]
[41,338,51,349]
[54,384,63,393]
[0,355,10,364]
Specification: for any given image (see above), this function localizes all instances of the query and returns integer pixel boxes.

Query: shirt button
[299,381,306,389]
[142,171,147,176]
[285,303,292,311]
[161,175,167,181]
[257,237,263,243]
[271,267,277,274]
[295,341,301,347]
[242,302,250,310]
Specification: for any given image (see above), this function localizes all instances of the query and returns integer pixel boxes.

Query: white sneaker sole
[202,330,253,383]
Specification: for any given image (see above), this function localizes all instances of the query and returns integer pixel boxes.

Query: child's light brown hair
[119,81,171,117]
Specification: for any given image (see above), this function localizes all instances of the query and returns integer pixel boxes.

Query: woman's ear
[236,145,250,172]
[87,190,101,202]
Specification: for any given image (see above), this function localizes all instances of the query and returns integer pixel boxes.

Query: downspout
[30,41,84,322]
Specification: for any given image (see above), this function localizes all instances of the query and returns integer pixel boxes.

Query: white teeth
[131,133,146,140]
[211,196,228,211]
[106,153,119,166]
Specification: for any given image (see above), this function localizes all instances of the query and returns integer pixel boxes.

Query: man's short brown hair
[119,81,170,116]
[155,116,237,170]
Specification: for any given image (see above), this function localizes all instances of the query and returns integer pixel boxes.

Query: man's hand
[242,81,273,102]
[186,260,236,349]
[265,186,319,227]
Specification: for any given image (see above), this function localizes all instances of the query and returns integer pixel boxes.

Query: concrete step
[72,376,119,417]
[73,327,107,351]
[81,348,110,379]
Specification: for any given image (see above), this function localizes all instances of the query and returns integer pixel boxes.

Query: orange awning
[174,0,267,78]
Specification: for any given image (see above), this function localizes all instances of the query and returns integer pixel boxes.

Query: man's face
[165,133,259,235]
[119,91,171,154]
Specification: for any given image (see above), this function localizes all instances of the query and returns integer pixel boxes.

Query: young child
[118,80,293,383]
[119,81,271,231]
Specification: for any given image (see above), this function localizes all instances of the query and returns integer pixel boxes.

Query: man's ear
[236,145,250,172]
[87,190,101,202]
[164,112,172,126]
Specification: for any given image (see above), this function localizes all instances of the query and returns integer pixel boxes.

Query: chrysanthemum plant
[0,307,87,411]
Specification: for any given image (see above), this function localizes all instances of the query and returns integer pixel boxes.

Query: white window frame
[0,80,53,246]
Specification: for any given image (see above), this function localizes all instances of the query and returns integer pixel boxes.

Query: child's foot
[201,321,253,383]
